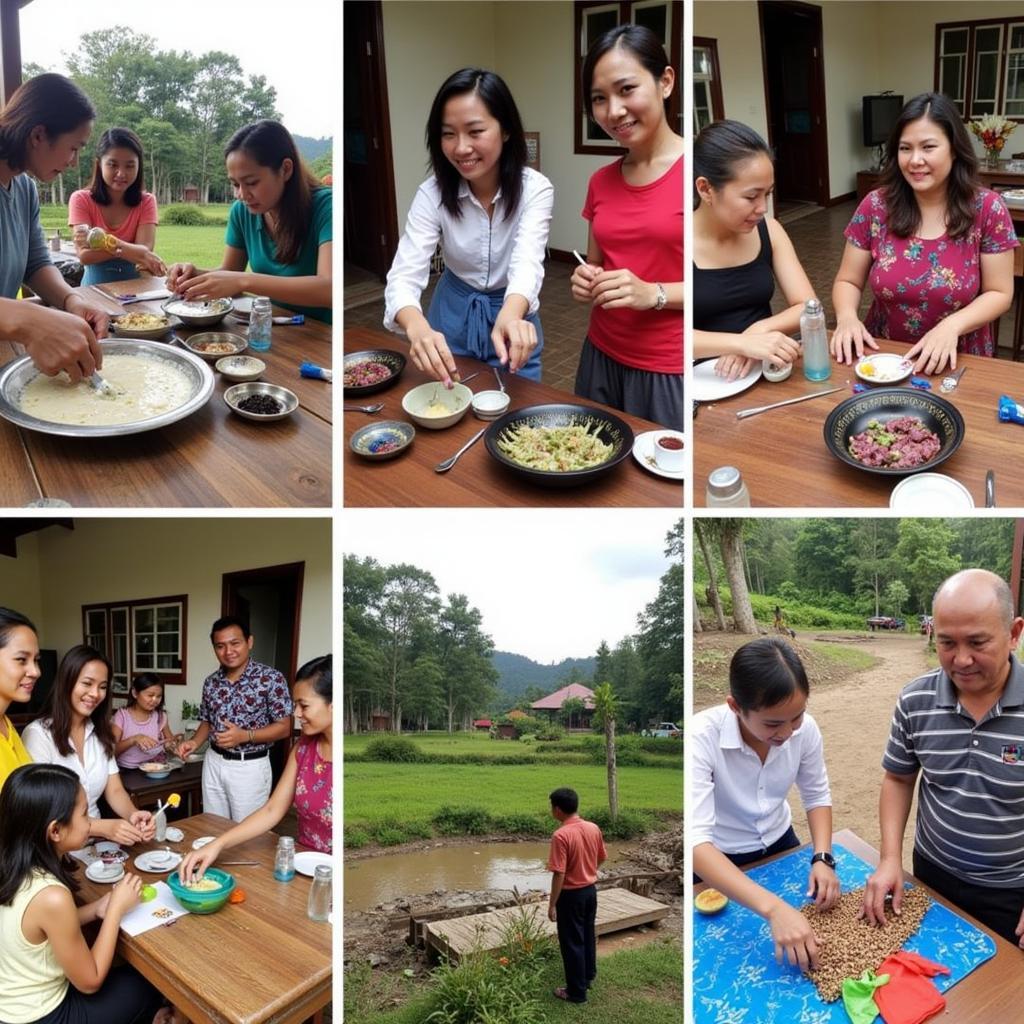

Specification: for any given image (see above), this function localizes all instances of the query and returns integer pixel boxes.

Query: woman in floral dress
[178,655,332,880]
[832,92,1017,374]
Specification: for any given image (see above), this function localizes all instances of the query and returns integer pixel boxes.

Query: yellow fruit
[695,888,729,914]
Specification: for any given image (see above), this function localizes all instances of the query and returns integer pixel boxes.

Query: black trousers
[692,825,801,883]
[28,966,164,1024]
[914,849,1024,946]
[556,883,598,1003]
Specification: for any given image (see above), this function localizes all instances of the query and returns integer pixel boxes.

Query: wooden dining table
[344,326,681,507]
[76,812,331,1024]
[694,340,1024,507]
[695,829,1022,1022]
[0,278,331,508]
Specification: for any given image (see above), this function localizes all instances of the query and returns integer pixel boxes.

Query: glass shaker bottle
[307,864,332,921]
[705,466,751,507]
[248,296,273,352]
[273,835,295,881]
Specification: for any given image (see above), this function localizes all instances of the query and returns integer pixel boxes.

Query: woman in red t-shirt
[570,25,683,429]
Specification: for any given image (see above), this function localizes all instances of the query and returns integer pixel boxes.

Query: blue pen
[300,362,332,382]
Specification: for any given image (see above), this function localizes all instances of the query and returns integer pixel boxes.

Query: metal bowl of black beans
[223,382,298,422]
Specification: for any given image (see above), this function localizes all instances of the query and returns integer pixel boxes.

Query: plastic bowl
[166,866,235,914]
[401,381,472,429]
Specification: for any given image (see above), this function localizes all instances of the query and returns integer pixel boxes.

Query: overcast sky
[345,510,681,663]
[19,0,337,138]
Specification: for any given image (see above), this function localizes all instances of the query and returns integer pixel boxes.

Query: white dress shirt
[690,704,832,854]
[22,718,119,818]
[384,166,554,332]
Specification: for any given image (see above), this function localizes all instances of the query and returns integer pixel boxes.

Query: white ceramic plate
[691,358,762,402]
[164,827,184,843]
[191,836,215,850]
[135,850,183,872]
[86,861,125,883]
[631,431,685,481]
[855,353,913,385]
[890,473,974,510]
[294,851,333,877]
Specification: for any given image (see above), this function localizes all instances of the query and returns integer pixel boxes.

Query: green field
[39,203,231,269]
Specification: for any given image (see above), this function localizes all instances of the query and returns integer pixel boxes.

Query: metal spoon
[940,366,966,393]
[435,426,487,473]
[89,371,117,397]
[343,403,384,414]
[493,367,505,393]
[985,470,996,507]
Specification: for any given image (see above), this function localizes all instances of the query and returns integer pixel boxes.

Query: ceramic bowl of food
[823,389,965,476]
[110,311,178,340]
[854,353,914,386]
[224,382,298,422]
[162,296,233,327]
[471,389,511,420]
[401,381,472,429]
[179,332,247,361]
[166,867,235,914]
[215,355,266,383]
[343,349,407,395]
[139,761,171,779]
[350,420,415,460]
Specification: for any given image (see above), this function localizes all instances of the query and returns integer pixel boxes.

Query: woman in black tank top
[693,121,815,380]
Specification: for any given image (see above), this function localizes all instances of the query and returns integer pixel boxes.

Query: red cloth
[582,156,683,374]
[547,815,607,888]
[872,950,950,1024]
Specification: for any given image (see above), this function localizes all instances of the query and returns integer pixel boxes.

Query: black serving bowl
[343,349,407,396]
[484,403,634,487]
[823,388,965,476]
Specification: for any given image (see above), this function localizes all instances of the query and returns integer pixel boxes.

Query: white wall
[381,0,623,251]
[0,519,331,731]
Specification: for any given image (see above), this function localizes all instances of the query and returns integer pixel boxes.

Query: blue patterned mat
[693,843,997,1023]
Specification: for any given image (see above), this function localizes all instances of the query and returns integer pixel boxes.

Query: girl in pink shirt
[68,128,165,286]
[111,675,181,770]
[571,26,684,429]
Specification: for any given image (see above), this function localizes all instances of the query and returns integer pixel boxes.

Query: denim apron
[426,268,543,381]
[82,257,138,287]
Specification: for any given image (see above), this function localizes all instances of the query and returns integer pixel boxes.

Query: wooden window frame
[934,17,1024,121]
[573,0,683,156]
[693,36,725,133]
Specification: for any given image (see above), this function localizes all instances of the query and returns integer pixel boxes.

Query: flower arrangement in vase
[968,114,1018,167]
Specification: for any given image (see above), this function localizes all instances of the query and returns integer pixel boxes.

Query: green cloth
[842,969,890,1024]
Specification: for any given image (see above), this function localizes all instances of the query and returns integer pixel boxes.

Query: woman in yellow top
[0,608,40,791]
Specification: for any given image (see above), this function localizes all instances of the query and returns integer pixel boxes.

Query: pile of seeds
[237,394,283,416]
[801,885,931,1001]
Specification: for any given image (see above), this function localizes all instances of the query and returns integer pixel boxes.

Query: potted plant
[180,699,201,735]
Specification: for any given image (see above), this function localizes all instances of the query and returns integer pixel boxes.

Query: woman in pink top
[68,127,166,286]
[832,92,1016,374]
[177,655,333,881]
[570,26,684,429]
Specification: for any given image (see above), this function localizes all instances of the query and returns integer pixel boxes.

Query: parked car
[866,616,904,631]
[651,722,682,738]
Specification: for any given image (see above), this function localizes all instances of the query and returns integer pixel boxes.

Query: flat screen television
[863,94,903,147]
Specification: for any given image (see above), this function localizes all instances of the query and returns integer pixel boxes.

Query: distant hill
[491,651,596,707]
[294,135,332,162]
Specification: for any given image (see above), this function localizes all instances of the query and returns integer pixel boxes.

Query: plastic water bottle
[248,296,273,353]
[273,835,295,882]
[705,466,751,507]
[801,298,831,381]
[307,864,332,921]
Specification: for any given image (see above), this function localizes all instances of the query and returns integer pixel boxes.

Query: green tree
[592,682,620,819]
[896,519,961,612]
[560,696,585,730]
[435,593,498,733]
[884,579,910,620]
[793,519,855,595]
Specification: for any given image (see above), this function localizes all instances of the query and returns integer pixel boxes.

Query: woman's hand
[590,268,658,310]
[179,270,245,302]
[570,262,601,303]
[108,873,143,916]
[129,810,155,842]
[906,320,959,375]
[165,262,198,294]
[407,322,459,387]
[133,248,167,277]
[767,901,822,970]
[716,332,801,380]
[831,315,877,364]
[178,840,222,885]
[97,816,147,846]
[63,293,110,342]
[135,735,159,750]
[20,306,103,382]
[807,862,841,910]
[491,315,537,373]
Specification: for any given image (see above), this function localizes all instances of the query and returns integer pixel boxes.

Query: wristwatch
[653,282,667,311]
[811,851,836,869]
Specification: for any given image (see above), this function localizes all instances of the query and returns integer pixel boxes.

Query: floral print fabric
[294,735,332,852]
[844,188,1018,355]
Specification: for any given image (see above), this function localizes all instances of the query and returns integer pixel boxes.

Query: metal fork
[343,403,384,414]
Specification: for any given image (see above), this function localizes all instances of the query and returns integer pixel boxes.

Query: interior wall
[0,519,331,731]
[0,530,45,629]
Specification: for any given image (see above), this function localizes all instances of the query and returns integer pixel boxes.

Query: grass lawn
[344,760,682,829]
[345,939,683,1024]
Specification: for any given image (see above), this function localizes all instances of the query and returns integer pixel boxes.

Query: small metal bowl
[110,313,179,340]
[350,420,414,460]
[223,382,298,422]
[215,355,266,383]
[181,332,247,361]
[162,296,233,326]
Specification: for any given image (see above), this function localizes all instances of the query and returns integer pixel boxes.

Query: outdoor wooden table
[0,277,331,508]
[344,327,681,507]
[696,829,1021,1022]
[76,812,331,1024]
[121,760,204,817]
[694,340,1024,507]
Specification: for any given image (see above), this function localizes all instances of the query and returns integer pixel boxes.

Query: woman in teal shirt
[166,120,332,323]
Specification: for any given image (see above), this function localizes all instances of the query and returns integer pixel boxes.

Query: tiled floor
[343,258,589,392]
[777,199,1020,358]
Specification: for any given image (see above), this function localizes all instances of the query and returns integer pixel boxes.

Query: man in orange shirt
[548,787,607,1003]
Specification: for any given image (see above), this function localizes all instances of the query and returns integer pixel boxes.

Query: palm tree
[592,682,620,820]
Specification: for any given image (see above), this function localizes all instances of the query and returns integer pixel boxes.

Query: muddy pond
[345,841,631,912]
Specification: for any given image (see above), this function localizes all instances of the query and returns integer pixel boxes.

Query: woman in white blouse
[384,68,553,384]
[22,645,154,846]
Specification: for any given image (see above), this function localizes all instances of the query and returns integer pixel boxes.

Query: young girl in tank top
[111,675,181,770]
[693,120,815,381]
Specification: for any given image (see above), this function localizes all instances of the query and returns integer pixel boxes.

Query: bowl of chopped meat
[343,349,407,395]
[824,389,964,475]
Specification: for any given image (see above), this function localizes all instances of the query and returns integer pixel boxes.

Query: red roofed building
[531,683,595,729]
[473,719,493,731]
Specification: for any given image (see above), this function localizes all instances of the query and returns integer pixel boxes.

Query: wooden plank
[424,889,669,962]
